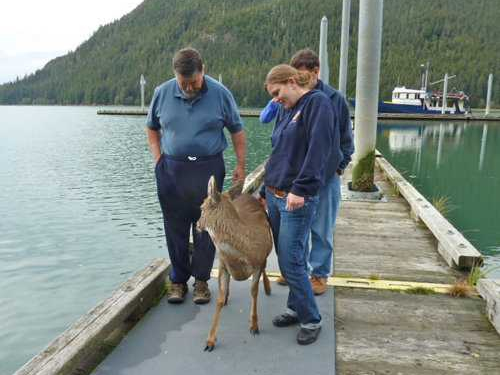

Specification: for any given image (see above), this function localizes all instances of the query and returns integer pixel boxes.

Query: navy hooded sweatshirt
[264,89,341,197]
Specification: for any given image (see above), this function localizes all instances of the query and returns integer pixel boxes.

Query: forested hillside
[0,0,498,107]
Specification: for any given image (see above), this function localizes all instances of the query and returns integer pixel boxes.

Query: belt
[267,186,288,198]
[163,152,222,162]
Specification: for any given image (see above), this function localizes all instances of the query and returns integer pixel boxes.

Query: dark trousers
[155,153,225,284]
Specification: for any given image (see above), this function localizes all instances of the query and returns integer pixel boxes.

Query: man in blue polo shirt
[146,47,246,304]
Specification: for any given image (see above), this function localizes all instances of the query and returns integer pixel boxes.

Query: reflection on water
[480,124,488,171]
[0,106,271,375]
[377,120,500,277]
[381,121,496,172]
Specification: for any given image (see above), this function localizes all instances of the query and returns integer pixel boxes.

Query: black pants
[155,153,225,283]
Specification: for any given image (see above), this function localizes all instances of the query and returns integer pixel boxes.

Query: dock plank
[336,288,500,374]
[336,165,464,284]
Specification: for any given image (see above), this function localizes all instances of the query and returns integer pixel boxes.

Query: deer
[197,176,273,352]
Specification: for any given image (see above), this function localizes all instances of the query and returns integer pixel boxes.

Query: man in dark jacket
[290,49,354,294]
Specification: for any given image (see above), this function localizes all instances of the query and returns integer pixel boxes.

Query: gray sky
[0,0,144,84]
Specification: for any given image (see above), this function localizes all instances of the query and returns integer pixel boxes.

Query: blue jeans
[308,173,341,278]
[266,188,322,326]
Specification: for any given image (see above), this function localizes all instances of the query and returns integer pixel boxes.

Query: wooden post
[351,0,384,192]
[338,0,351,95]
[441,73,448,114]
[485,73,493,116]
[319,16,329,85]
[140,74,146,111]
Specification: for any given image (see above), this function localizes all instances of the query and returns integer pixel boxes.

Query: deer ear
[227,180,244,200]
[207,176,220,202]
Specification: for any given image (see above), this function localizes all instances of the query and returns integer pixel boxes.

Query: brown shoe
[310,276,327,295]
[193,280,211,304]
[167,282,188,303]
[276,275,288,285]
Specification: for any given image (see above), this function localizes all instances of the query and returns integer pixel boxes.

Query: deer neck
[205,204,248,248]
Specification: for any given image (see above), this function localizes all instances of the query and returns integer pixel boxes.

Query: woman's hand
[286,193,304,211]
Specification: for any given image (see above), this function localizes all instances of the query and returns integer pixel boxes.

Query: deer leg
[216,265,230,305]
[249,269,261,335]
[262,263,271,295]
[205,264,230,352]
[224,276,230,306]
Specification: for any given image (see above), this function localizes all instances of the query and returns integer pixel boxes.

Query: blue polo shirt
[146,75,243,157]
[264,90,340,197]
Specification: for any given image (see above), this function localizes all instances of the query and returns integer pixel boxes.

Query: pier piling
[351,0,384,192]
[485,73,493,116]
[338,0,351,95]
[140,74,146,111]
[319,16,329,85]
[441,73,449,114]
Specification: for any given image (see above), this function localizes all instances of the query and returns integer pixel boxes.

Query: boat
[350,64,471,115]
[351,86,470,115]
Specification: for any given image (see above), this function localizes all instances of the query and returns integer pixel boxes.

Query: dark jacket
[264,90,341,197]
[315,80,354,174]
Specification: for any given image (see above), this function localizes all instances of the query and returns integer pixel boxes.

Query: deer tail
[263,269,271,295]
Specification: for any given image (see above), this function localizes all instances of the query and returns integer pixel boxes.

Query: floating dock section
[14,156,500,375]
[97,108,500,121]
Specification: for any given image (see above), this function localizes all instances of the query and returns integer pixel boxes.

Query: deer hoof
[204,340,216,352]
[250,327,260,335]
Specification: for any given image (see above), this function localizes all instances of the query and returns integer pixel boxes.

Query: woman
[262,64,341,345]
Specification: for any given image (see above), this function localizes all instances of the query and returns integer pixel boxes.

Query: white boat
[351,64,471,115]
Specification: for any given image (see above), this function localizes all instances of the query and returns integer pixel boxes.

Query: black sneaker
[297,326,321,345]
[167,283,188,304]
[272,313,299,327]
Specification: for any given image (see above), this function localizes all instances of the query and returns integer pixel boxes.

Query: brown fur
[197,176,273,351]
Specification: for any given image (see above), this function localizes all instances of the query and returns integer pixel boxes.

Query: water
[0,106,272,375]
[1,107,499,374]
[376,121,500,277]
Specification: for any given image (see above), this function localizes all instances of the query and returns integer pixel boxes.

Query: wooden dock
[13,156,500,375]
[335,158,500,374]
[96,108,261,117]
[96,107,500,121]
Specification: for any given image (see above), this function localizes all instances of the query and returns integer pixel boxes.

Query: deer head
[197,176,243,233]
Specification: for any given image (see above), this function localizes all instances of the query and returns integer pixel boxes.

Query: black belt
[163,152,222,162]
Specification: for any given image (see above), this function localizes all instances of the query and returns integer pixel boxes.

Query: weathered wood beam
[14,258,168,375]
[242,160,266,195]
[477,279,500,335]
[376,154,482,269]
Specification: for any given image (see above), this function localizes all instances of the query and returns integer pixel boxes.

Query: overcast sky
[0,0,144,84]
